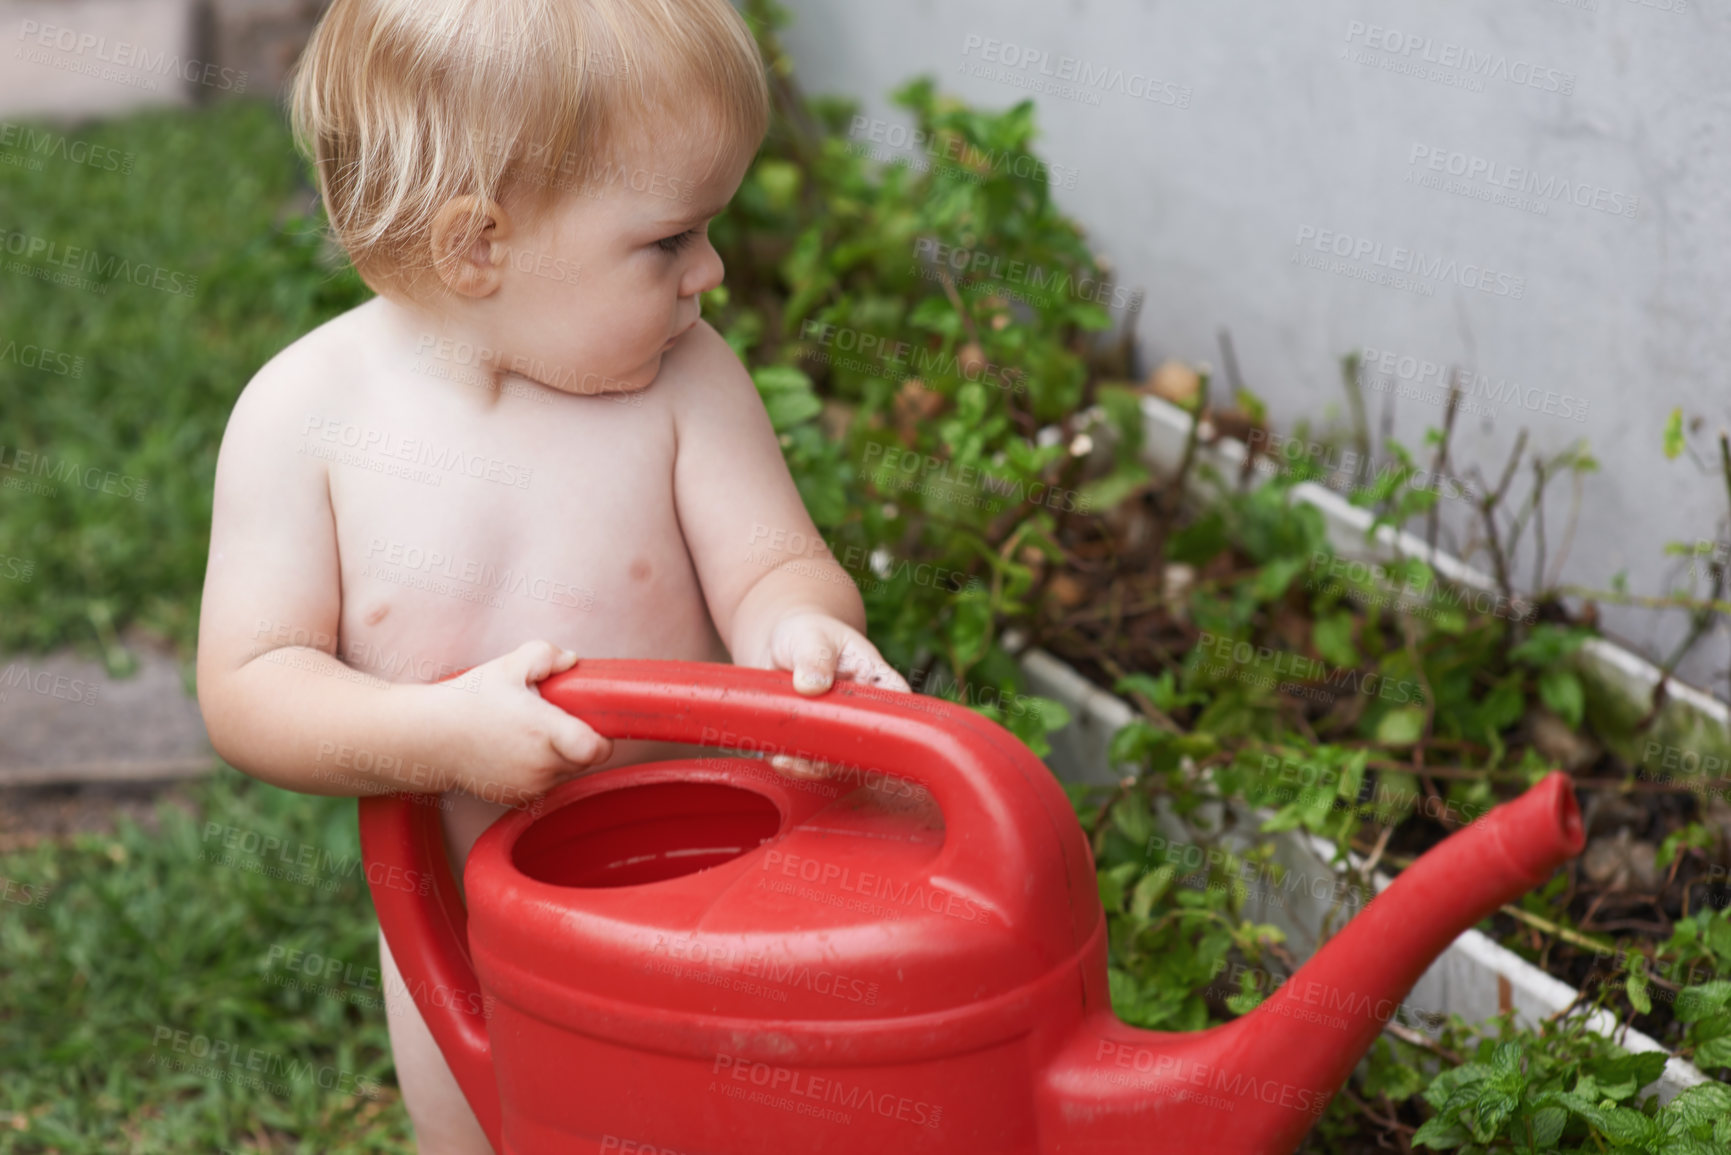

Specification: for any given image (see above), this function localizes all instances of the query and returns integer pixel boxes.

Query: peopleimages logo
[0,121,134,174]
[299,416,533,489]
[1196,631,1426,705]
[1406,144,1639,221]
[1341,21,1575,96]
[0,228,198,298]
[1093,1042,1330,1116]
[799,320,1027,394]
[1292,226,1526,300]
[912,237,1145,311]
[758,848,990,925]
[149,1026,380,1098]
[0,445,149,502]
[847,116,1080,190]
[0,337,83,377]
[1357,344,1589,423]
[646,934,881,1006]
[1244,428,1482,504]
[0,663,101,708]
[711,1054,945,1129]
[1304,552,1537,627]
[15,19,248,93]
[362,537,595,611]
[959,35,1191,109]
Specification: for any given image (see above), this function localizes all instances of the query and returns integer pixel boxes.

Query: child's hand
[451,641,615,801]
[762,612,910,780]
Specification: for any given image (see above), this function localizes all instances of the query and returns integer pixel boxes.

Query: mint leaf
[1376,706,1427,747]
[1537,668,1585,730]
[1412,1116,1470,1149]
[1676,981,1731,1024]
[1530,1105,1567,1148]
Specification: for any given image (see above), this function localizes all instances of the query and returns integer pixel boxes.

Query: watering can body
[359,659,1585,1155]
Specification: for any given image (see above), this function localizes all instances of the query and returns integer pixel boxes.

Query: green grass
[0,772,412,1153]
[0,99,369,664]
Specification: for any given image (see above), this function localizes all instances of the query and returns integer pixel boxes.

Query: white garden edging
[1012,393,1723,1102]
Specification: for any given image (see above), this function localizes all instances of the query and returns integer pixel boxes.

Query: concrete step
[0,644,214,787]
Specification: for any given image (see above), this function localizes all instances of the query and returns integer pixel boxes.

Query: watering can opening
[510,779,785,889]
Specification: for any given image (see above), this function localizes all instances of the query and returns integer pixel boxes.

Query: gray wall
[782,0,1731,693]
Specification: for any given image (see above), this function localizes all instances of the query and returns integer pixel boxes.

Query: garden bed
[1016,643,1709,1104]
[1001,391,1727,1108]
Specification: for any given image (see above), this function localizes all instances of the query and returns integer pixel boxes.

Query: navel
[363,603,390,625]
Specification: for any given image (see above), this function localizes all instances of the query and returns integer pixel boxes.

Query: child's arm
[195,359,613,800]
[668,324,908,698]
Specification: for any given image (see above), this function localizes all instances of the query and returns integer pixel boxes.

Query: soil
[0,778,202,855]
[1299,1100,1430,1155]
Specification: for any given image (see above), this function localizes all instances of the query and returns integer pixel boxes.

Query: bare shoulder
[220,299,378,455]
[653,320,762,418]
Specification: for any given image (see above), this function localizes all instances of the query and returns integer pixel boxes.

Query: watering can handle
[358,786,505,1150]
[533,658,1069,908]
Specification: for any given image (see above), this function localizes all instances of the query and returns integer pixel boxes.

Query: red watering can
[358,659,1585,1154]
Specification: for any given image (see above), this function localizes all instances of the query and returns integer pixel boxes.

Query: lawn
[0,771,411,1152]
[0,99,368,665]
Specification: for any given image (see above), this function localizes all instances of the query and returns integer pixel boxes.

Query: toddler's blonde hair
[288,0,769,301]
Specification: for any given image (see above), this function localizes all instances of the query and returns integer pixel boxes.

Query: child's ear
[428,195,513,297]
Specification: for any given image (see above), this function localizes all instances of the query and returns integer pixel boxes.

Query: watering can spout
[1037,771,1585,1155]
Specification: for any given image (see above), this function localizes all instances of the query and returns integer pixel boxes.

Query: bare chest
[310,379,721,679]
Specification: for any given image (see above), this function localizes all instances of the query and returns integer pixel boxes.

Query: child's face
[477,127,753,395]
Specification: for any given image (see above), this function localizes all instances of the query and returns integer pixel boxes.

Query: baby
[194,0,908,1150]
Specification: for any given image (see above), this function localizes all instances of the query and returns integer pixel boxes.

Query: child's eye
[654,228,698,255]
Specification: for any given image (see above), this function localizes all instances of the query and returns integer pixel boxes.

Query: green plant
[1650,909,1731,1076]
[1073,763,1286,1032]
[706,1,1183,754]
[1408,1029,1729,1153]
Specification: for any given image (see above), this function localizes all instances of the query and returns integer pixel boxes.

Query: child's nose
[682,238,725,297]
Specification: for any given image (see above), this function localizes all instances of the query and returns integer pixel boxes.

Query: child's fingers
[510,639,579,684]
[549,713,612,768]
[788,631,839,695]
[870,665,912,693]
[834,638,910,693]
